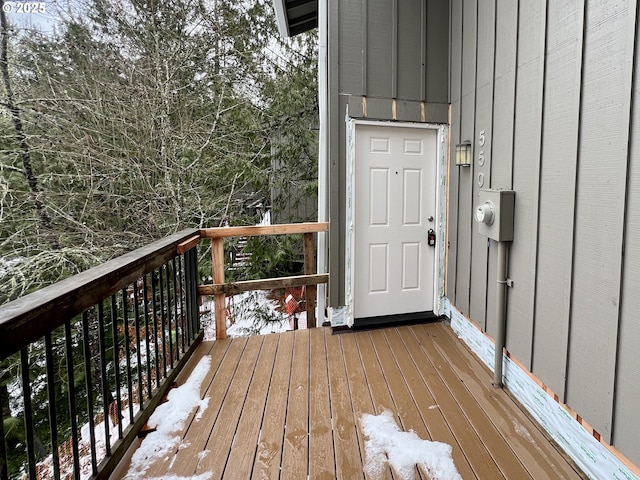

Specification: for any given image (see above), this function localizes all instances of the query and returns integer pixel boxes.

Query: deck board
[308,327,335,479]
[383,328,477,480]
[423,323,582,479]
[281,329,310,480]
[341,333,393,480]
[115,322,587,480]
[368,329,435,480]
[396,326,506,478]
[405,326,534,479]
[251,330,294,479]
[198,334,264,478]
[325,327,365,479]
[222,333,278,478]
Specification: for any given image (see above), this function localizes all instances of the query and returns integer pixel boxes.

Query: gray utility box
[474,189,515,241]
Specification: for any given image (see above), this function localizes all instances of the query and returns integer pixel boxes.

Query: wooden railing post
[303,232,316,328]
[212,237,227,339]
[199,223,328,332]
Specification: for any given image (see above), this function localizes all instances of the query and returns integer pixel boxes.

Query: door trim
[344,119,448,327]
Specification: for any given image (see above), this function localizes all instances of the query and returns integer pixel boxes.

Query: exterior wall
[449,0,640,466]
[326,0,450,305]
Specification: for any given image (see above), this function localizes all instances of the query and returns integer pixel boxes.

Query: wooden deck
[115,322,586,479]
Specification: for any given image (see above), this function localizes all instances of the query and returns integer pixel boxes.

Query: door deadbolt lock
[427,229,436,247]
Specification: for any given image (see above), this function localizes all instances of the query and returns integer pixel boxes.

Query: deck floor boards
[115,322,586,480]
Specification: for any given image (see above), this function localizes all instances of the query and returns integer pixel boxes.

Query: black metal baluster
[122,288,134,423]
[142,275,153,398]
[0,388,7,480]
[151,270,160,388]
[159,265,168,378]
[183,251,193,343]
[171,257,179,364]
[64,320,80,479]
[133,279,144,409]
[177,254,186,356]
[20,348,36,479]
[45,333,61,480]
[82,311,98,476]
[193,249,200,334]
[97,302,111,458]
[167,260,175,368]
[110,295,123,439]
[189,248,200,336]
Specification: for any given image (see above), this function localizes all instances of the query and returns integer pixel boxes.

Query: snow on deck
[113,322,586,480]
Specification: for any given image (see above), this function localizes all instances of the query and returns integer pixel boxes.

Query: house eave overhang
[273,0,318,38]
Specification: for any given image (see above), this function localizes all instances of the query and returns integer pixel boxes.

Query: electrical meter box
[474,189,515,241]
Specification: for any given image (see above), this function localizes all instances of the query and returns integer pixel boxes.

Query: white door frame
[345,119,447,326]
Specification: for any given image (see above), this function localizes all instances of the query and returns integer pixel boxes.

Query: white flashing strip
[272,0,290,37]
[316,0,328,326]
[344,114,355,327]
[444,298,640,480]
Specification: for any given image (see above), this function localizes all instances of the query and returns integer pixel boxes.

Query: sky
[4,0,63,34]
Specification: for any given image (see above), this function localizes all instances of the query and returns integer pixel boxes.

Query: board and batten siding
[327,0,449,305]
[449,0,640,464]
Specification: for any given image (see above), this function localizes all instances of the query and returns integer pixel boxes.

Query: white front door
[353,124,438,320]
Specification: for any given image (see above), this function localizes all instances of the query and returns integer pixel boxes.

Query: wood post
[303,232,316,328]
[212,237,226,340]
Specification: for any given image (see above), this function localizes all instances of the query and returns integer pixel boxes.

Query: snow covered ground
[201,290,307,340]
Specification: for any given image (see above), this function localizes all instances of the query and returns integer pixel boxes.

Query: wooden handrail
[200,222,328,239]
[177,234,201,254]
[199,274,329,296]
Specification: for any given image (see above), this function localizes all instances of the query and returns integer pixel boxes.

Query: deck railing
[0,229,202,480]
[0,222,328,479]
[198,222,329,339]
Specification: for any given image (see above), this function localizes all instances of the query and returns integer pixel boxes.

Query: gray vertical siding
[486,0,518,332]
[615,5,640,449]
[337,0,363,95]
[328,0,449,306]
[447,0,462,302]
[566,0,635,443]
[449,0,640,463]
[532,0,583,403]
[397,0,423,101]
[469,0,495,331]
[366,0,394,98]
[490,0,516,190]
[327,0,342,305]
[453,0,477,316]
[505,0,546,370]
[427,0,450,103]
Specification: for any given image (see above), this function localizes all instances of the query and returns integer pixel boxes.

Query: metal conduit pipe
[493,240,508,388]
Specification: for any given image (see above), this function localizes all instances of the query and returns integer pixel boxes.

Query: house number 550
[477,130,486,166]
[477,130,486,187]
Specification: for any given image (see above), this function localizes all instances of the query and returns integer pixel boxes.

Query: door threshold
[351,311,441,330]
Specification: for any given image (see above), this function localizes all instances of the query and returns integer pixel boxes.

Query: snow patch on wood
[123,355,212,479]
[360,410,462,480]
